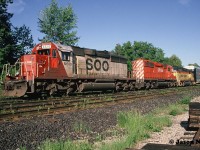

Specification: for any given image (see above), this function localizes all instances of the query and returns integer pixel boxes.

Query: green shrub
[168,104,183,116]
[144,114,172,132]
[180,96,191,104]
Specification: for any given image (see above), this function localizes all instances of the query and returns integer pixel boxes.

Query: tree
[0,0,16,67]
[114,42,133,70]
[38,0,79,45]
[12,25,34,58]
[132,41,165,62]
[0,0,34,69]
[164,55,182,67]
[113,41,165,70]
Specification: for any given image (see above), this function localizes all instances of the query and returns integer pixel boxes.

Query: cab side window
[62,52,70,61]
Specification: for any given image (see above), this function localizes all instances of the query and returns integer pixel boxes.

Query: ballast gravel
[0,89,200,150]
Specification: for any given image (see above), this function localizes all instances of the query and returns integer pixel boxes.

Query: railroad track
[0,86,200,122]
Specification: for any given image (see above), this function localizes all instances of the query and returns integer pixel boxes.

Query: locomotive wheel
[129,84,135,91]
[49,87,57,96]
[116,85,124,92]
[145,82,150,89]
[66,87,74,95]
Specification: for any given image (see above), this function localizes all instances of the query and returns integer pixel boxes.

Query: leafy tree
[164,55,182,67]
[38,0,79,45]
[114,41,133,70]
[113,41,165,70]
[163,57,170,65]
[12,25,34,58]
[0,0,34,70]
[0,0,16,67]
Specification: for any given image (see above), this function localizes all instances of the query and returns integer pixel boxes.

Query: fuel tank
[79,83,115,92]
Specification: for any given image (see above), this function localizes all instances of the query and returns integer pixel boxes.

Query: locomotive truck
[0,42,199,97]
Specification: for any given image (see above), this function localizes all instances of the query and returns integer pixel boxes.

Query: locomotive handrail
[48,56,50,71]
[36,63,38,77]
[0,61,21,83]
[30,61,34,84]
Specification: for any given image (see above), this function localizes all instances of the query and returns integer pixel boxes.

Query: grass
[0,109,6,114]
[179,96,191,104]
[98,111,172,150]
[83,98,89,108]
[38,139,92,150]
[73,121,91,134]
[168,96,192,116]
[168,104,184,116]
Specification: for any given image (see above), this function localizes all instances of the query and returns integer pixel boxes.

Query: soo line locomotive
[1,42,200,97]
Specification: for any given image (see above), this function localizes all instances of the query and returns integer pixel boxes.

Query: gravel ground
[135,96,200,149]
[0,88,200,150]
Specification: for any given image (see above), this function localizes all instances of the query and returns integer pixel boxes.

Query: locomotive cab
[31,42,74,78]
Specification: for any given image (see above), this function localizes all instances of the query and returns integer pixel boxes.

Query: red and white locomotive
[1,42,196,97]
[2,42,128,97]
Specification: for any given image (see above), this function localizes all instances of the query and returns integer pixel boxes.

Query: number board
[42,44,51,49]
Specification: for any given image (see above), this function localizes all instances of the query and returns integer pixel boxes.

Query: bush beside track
[0,86,200,150]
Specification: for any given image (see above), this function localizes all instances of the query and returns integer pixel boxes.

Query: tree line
[0,0,198,71]
[112,41,183,71]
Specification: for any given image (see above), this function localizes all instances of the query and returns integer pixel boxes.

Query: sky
[7,0,200,66]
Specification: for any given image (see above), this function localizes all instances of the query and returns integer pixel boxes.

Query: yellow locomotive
[173,67,195,86]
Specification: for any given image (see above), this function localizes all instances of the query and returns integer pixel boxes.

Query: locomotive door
[51,49,58,68]
[167,66,175,79]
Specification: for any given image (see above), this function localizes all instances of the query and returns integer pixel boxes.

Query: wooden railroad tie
[188,102,200,147]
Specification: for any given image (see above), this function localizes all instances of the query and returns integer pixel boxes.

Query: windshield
[38,49,50,55]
